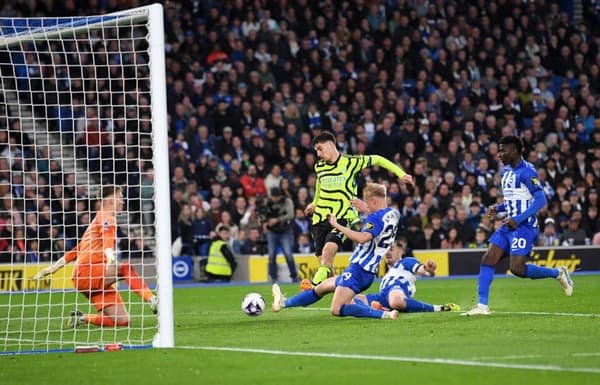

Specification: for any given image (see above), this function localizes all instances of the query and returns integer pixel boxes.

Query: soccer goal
[0,4,173,353]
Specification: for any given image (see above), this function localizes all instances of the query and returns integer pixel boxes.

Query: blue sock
[339,304,384,319]
[478,264,495,306]
[404,298,435,312]
[285,289,321,308]
[524,264,559,279]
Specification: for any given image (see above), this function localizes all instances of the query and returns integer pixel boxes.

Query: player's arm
[100,214,119,264]
[416,261,436,277]
[368,155,414,186]
[32,247,78,280]
[328,213,374,244]
[351,198,370,214]
[305,168,320,215]
[509,171,547,226]
[487,202,506,218]
[401,257,436,277]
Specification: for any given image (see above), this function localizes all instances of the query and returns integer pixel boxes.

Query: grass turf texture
[2,274,599,385]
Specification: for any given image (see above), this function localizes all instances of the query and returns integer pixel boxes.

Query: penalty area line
[178,345,600,374]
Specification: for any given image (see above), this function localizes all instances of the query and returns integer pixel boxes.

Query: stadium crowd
[1,0,600,264]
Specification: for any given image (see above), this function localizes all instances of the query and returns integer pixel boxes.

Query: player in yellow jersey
[301,132,414,290]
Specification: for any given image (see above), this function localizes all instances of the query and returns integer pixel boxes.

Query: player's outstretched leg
[273,283,324,312]
[511,257,572,296]
[556,266,574,296]
[271,283,287,312]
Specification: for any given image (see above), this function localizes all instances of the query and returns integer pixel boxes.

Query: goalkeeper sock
[524,264,559,279]
[404,298,434,312]
[83,314,129,327]
[477,264,495,306]
[285,289,321,308]
[119,262,154,302]
[312,265,332,285]
[339,304,384,319]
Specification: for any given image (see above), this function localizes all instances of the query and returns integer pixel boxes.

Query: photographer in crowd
[261,188,299,283]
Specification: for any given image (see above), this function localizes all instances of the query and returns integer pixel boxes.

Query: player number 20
[511,238,526,249]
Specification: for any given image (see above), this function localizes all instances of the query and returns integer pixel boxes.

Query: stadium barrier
[246,245,600,283]
[2,246,597,290]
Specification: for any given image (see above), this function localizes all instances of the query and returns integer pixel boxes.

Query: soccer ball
[241,293,266,316]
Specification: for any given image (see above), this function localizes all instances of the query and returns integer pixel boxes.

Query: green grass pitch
[2,274,599,385]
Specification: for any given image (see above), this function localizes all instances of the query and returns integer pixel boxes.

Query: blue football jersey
[349,207,400,274]
[379,257,423,298]
[500,159,543,228]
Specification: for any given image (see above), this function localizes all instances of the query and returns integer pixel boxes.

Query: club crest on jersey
[531,176,539,186]
[365,222,374,230]
[103,220,111,230]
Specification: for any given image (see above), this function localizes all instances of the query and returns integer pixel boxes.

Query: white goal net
[0,4,172,354]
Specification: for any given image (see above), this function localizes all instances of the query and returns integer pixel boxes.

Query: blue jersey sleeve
[362,212,384,237]
[400,257,422,274]
[520,167,543,194]
[513,167,547,224]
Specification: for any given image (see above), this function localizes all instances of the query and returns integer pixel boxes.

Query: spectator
[175,204,194,256]
[582,206,600,240]
[539,218,560,247]
[264,164,283,195]
[240,227,267,255]
[441,227,463,249]
[239,165,267,198]
[294,233,313,254]
[468,228,489,249]
[560,216,588,246]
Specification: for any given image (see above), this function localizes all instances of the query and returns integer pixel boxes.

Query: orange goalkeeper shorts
[73,264,124,311]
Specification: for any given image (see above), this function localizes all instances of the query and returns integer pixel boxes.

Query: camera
[256,196,290,233]
[255,196,271,223]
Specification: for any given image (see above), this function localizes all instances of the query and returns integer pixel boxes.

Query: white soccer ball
[241,293,265,316]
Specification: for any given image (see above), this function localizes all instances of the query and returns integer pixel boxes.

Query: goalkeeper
[301,131,414,290]
[33,186,158,327]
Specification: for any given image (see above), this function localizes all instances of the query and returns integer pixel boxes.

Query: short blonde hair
[363,182,386,199]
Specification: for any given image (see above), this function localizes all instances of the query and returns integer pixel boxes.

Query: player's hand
[32,268,50,281]
[351,198,369,214]
[400,174,415,186]
[425,260,437,275]
[328,213,338,227]
[487,204,498,218]
[304,203,315,215]
[503,217,518,230]
[268,218,278,226]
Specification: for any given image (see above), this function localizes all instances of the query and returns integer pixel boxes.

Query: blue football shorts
[489,224,538,257]
[335,263,375,294]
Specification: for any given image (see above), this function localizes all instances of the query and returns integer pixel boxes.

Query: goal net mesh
[0,8,162,353]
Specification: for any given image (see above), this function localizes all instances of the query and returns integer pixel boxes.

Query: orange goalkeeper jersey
[64,209,117,266]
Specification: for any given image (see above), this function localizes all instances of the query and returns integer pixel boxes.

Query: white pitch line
[473,352,600,360]
[178,345,600,374]
[296,307,600,317]
[493,311,600,317]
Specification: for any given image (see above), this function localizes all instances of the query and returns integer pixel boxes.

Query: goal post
[0,3,173,353]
